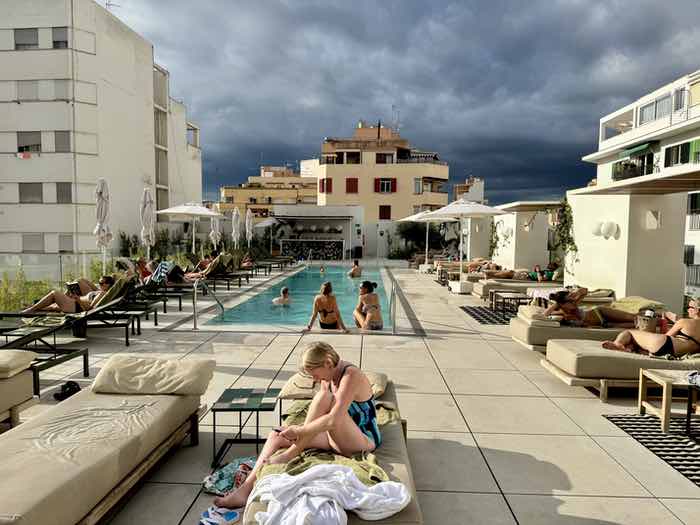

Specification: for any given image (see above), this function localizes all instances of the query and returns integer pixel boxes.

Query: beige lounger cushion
[0,349,37,379]
[546,339,700,379]
[517,305,561,327]
[0,370,33,415]
[243,382,422,524]
[279,370,389,400]
[510,317,621,348]
[92,355,215,395]
[0,389,199,525]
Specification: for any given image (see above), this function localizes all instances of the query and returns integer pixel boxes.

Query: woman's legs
[598,307,636,326]
[22,290,76,313]
[353,309,365,328]
[602,329,667,353]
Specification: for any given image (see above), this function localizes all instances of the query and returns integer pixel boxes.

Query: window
[324,178,332,193]
[17,131,42,152]
[674,89,686,112]
[225,196,234,203]
[656,94,672,119]
[154,108,167,147]
[14,29,38,50]
[58,234,73,253]
[346,178,358,193]
[19,183,43,203]
[55,131,71,153]
[267,197,272,204]
[414,178,422,194]
[318,179,325,193]
[413,205,421,214]
[249,197,257,204]
[54,79,70,100]
[684,245,695,265]
[156,188,169,210]
[638,102,655,125]
[155,149,168,186]
[22,233,44,253]
[689,193,700,214]
[665,142,691,167]
[639,94,672,125]
[17,80,38,101]
[379,205,391,220]
[376,153,393,164]
[52,27,68,49]
[56,182,72,204]
[375,178,396,193]
[346,151,361,164]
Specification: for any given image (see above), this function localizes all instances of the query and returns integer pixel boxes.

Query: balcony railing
[686,264,700,287]
[611,162,657,181]
[689,213,700,230]
[397,158,448,165]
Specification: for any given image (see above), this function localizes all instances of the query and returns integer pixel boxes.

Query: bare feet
[266,449,295,465]
[213,484,250,509]
[602,341,631,352]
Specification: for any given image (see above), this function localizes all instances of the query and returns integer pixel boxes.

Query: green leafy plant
[489,221,499,258]
[552,198,578,270]
[0,268,54,312]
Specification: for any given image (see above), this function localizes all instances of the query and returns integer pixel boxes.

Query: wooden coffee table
[638,368,699,435]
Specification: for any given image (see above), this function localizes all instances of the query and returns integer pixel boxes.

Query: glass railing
[0,252,111,284]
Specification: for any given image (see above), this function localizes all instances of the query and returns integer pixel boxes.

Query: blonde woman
[305,281,348,332]
[214,342,380,509]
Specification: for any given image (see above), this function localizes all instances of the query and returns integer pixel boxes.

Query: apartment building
[565,70,700,311]
[452,176,486,203]
[217,166,317,222]
[301,121,449,256]
[0,0,202,261]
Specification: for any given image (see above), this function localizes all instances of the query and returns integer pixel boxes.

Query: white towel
[249,464,411,525]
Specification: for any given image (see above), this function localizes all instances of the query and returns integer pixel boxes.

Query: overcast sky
[107,0,700,203]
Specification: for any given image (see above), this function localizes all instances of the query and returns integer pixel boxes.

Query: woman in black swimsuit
[306,281,348,332]
[601,299,700,357]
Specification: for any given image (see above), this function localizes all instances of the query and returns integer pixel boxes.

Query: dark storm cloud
[108,0,700,202]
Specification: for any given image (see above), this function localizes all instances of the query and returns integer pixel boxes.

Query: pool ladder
[192,279,225,330]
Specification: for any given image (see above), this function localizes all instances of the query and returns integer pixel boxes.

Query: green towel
[284,399,399,427]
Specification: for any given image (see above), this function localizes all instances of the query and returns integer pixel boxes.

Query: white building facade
[0,0,201,268]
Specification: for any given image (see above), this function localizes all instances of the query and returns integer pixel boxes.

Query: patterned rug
[604,413,700,486]
[460,306,514,325]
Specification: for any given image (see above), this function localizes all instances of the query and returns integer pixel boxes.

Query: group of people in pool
[270,260,384,332]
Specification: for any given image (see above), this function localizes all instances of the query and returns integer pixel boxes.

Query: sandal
[199,506,240,525]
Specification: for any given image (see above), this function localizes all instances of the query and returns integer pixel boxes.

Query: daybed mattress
[243,382,422,524]
[510,317,622,349]
[0,389,199,525]
[546,339,700,380]
[473,279,563,298]
[0,370,33,414]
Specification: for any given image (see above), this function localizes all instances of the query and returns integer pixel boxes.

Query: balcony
[397,158,447,166]
[686,264,700,287]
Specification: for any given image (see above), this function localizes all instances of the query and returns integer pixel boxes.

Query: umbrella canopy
[209,217,222,250]
[424,199,505,274]
[231,208,241,250]
[398,210,457,264]
[245,208,254,249]
[93,178,112,273]
[156,202,223,254]
[139,187,156,260]
[253,217,279,229]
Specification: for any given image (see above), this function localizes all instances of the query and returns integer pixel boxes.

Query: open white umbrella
[231,208,241,250]
[139,187,155,261]
[156,202,223,254]
[209,217,222,250]
[424,199,505,275]
[93,178,113,274]
[254,217,279,254]
[245,208,254,249]
[398,210,457,266]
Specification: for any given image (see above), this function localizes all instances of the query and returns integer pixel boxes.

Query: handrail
[192,279,225,330]
[390,279,397,335]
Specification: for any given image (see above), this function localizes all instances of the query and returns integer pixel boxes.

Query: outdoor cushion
[91,276,129,309]
[0,389,200,525]
[546,339,700,380]
[610,296,665,315]
[473,279,563,299]
[92,355,215,395]
[509,317,621,348]
[0,349,37,379]
[279,370,389,400]
[517,305,561,326]
[0,370,33,415]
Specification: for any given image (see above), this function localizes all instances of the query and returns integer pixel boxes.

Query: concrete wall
[494,211,550,270]
[169,99,203,206]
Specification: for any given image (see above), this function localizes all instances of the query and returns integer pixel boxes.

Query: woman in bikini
[306,281,348,332]
[214,341,381,509]
[353,281,383,330]
[602,299,700,357]
[544,288,636,327]
[22,276,114,314]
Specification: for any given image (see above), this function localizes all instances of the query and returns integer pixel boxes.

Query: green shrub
[0,268,54,312]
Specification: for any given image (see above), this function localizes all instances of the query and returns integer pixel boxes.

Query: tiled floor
[14,268,700,524]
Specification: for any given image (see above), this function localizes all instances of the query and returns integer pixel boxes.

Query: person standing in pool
[272,287,291,306]
[319,265,326,275]
[306,282,348,332]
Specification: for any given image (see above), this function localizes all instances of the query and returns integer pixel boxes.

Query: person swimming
[272,287,290,306]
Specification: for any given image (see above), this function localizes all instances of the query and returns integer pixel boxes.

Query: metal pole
[459,217,464,275]
[192,279,199,330]
[424,221,429,265]
[192,217,196,254]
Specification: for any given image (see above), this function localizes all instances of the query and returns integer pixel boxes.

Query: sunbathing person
[305,282,348,332]
[214,342,380,509]
[602,299,700,356]
[353,281,383,330]
[22,276,114,314]
[545,288,635,327]
[483,265,516,279]
[272,287,291,306]
[347,259,362,278]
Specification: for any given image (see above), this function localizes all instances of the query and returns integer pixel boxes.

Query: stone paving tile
[417,492,516,525]
[429,345,516,370]
[362,347,436,370]
[442,369,543,397]
[108,482,201,525]
[659,499,700,524]
[550,397,638,437]
[377,366,449,394]
[395,393,469,432]
[522,369,598,398]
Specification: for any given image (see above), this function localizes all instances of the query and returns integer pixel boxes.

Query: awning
[618,143,652,159]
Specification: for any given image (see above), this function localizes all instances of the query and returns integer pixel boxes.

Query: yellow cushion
[0,350,37,379]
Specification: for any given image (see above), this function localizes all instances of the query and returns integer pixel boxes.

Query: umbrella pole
[425,222,429,265]
[459,217,464,276]
[146,245,150,262]
[102,246,106,275]
[192,218,196,254]
[269,226,272,254]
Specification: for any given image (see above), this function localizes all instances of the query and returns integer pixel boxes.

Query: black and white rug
[604,413,700,486]
[460,306,514,325]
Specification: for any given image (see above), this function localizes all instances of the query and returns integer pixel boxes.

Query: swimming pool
[205,265,392,329]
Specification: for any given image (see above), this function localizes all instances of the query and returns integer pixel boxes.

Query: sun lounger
[540,338,700,401]
[0,352,37,427]
[472,278,563,300]
[510,315,622,351]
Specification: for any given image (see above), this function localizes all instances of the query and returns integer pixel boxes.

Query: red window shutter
[374,178,380,192]
[326,178,332,193]
[391,178,397,193]
[319,179,325,193]
[346,178,358,193]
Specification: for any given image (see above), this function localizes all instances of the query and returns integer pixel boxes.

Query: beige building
[0,0,202,269]
[217,166,317,222]
[301,122,449,256]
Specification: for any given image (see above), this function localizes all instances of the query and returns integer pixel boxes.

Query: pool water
[206,265,392,328]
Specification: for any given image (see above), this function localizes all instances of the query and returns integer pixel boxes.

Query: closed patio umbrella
[231,207,241,250]
[139,187,155,261]
[245,208,254,249]
[93,178,113,274]
[155,203,223,254]
[209,217,222,250]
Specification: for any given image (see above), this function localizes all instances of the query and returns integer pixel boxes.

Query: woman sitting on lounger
[22,276,114,314]
[544,288,636,328]
[214,341,380,509]
[306,282,348,332]
[353,281,383,330]
[601,299,700,357]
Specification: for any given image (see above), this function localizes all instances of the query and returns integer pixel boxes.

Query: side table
[211,387,282,468]
[638,368,699,435]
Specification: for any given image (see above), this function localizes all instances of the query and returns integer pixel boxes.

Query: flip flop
[199,506,240,525]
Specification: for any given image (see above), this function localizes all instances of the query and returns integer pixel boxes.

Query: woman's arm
[333,297,348,332]
[544,302,561,316]
[665,319,683,337]
[306,297,319,330]
[568,287,588,304]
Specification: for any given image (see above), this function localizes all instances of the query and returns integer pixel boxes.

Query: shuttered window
[319,179,325,193]
[325,178,332,193]
[346,178,358,193]
[379,205,391,220]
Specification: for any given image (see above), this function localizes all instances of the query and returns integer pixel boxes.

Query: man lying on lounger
[544,288,636,328]
[22,276,114,314]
